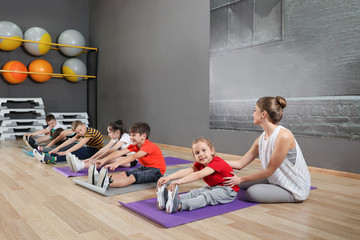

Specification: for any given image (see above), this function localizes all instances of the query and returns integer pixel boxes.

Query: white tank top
[259,126,311,200]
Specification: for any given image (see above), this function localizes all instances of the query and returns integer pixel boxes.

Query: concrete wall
[89,0,360,173]
[0,0,89,114]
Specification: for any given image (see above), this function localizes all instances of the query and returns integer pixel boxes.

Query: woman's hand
[223,172,241,187]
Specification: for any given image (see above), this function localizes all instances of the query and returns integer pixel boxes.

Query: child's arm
[86,140,115,161]
[168,167,215,191]
[96,148,131,168]
[157,167,196,186]
[24,128,50,137]
[45,129,73,148]
[48,135,80,154]
[57,137,90,155]
[104,149,143,171]
[103,140,127,156]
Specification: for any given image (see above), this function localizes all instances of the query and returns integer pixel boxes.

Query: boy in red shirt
[93,122,166,189]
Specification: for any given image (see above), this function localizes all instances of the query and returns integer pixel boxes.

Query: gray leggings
[180,185,237,211]
[241,178,302,203]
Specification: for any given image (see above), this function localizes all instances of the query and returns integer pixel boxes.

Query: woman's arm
[224,130,294,186]
[227,136,260,170]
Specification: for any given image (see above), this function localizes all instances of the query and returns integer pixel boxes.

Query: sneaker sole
[70,155,82,172]
[66,153,74,172]
[33,149,42,161]
[156,185,166,210]
[88,165,96,185]
[166,185,178,214]
[23,135,33,150]
[97,168,108,188]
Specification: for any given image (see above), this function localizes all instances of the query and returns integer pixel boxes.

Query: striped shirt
[84,127,104,149]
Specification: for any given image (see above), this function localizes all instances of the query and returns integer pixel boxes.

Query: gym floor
[0,139,359,239]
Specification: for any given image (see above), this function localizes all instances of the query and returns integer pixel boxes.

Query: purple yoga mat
[53,156,193,177]
[119,190,258,228]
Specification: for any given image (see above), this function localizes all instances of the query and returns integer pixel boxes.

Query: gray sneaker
[156,184,168,210]
[88,164,99,185]
[97,168,112,190]
[166,185,181,214]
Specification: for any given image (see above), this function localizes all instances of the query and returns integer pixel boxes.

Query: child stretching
[36,128,76,153]
[67,120,136,172]
[23,114,66,149]
[156,137,239,214]
[34,121,104,164]
[89,122,166,190]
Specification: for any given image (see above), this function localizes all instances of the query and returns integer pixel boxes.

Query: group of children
[23,96,311,215]
[23,114,236,213]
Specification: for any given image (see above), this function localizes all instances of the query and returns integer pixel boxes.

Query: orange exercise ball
[2,60,28,84]
[28,59,53,82]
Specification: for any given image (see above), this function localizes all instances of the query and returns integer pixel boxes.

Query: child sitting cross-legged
[156,137,239,214]
[89,122,166,190]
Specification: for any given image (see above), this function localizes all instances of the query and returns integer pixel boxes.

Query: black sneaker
[28,136,38,149]
[97,168,112,190]
[23,135,33,149]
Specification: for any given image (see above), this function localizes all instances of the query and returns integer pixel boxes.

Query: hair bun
[275,96,287,109]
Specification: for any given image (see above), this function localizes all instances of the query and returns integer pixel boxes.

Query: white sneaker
[70,154,84,172]
[166,185,181,214]
[97,168,112,190]
[66,153,75,172]
[88,164,99,185]
[156,184,168,210]
[33,149,43,161]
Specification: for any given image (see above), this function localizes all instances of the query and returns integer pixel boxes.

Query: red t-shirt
[194,156,240,192]
[127,139,166,174]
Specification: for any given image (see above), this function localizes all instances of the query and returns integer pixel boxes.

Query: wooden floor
[0,139,359,240]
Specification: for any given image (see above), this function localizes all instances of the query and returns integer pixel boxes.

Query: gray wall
[210,0,360,141]
[90,0,360,173]
[0,0,89,114]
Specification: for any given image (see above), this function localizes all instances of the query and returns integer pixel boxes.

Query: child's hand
[57,151,66,156]
[223,172,241,187]
[49,148,58,154]
[95,159,105,168]
[157,177,168,186]
[168,180,181,191]
[105,162,119,171]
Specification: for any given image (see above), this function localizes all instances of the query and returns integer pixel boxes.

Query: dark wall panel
[0,0,90,114]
